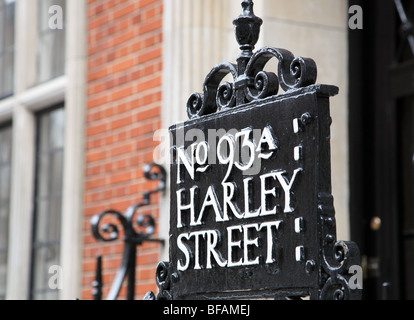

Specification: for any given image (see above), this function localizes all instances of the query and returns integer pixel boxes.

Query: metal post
[127,244,136,300]
[92,256,103,301]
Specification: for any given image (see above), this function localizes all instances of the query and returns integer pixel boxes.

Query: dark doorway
[349,0,414,300]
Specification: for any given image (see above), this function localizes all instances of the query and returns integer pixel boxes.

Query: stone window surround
[0,0,86,300]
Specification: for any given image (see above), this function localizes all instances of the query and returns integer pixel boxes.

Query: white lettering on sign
[176,126,278,183]
[177,220,283,271]
[274,168,303,213]
[257,126,278,159]
[176,169,302,228]
[174,125,304,271]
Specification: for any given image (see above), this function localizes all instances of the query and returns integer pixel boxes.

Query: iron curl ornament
[317,193,362,300]
[187,0,318,119]
[90,163,166,300]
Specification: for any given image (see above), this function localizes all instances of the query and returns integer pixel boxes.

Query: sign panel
[169,86,335,299]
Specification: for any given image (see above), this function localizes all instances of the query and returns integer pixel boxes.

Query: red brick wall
[83,0,163,300]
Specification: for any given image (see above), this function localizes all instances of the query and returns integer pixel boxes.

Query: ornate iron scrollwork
[320,241,361,300]
[317,193,362,300]
[186,0,317,120]
[144,261,173,300]
[91,163,166,300]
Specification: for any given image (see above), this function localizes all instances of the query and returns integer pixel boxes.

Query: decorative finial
[233,0,263,57]
[241,0,254,15]
[186,0,318,119]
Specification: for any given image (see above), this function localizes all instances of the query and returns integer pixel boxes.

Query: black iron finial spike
[233,0,263,79]
[233,0,263,105]
[233,0,263,57]
[241,0,254,14]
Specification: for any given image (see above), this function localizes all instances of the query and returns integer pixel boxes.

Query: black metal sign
[169,85,339,300]
[145,0,361,300]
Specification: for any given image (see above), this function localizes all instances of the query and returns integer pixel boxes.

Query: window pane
[36,154,50,198]
[0,167,10,204]
[37,0,66,84]
[0,0,15,98]
[31,106,64,300]
[0,209,8,246]
[0,124,12,300]
[49,107,65,149]
[0,125,12,164]
[4,1,14,48]
[50,151,63,195]
[37,32,54,84]
[0,6,4,51]
[34,199,48,242]
[34,198,62,244]
[37,107,65,153]
[1,51,13,96]
[31,244,60,300]
[32,246,48,296]
[38,0,52,32]
[0,252,7,299]
[37,113,50,154]
[47,196,62,241]
[53,29,66,79]
[38,0,65,31]
[36,108,65,198]
[36,153,64,200]
[0,59,4,96]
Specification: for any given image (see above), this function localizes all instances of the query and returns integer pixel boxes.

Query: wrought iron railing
[90,163,166,300]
